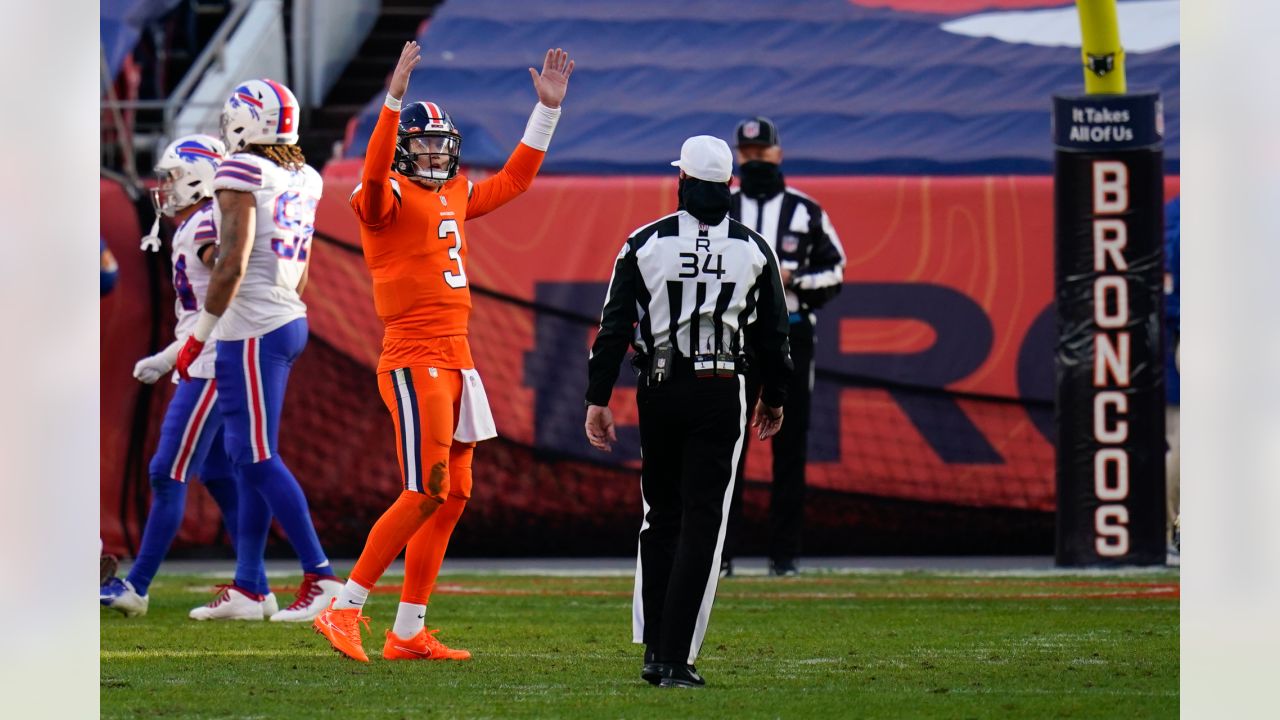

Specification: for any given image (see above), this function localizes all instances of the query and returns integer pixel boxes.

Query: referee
[584,135,793,688]
[724,116,847,577]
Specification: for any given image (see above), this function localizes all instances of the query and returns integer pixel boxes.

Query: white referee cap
[670,135,733,183]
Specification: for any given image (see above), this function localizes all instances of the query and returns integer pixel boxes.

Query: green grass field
[101,569,1178,719]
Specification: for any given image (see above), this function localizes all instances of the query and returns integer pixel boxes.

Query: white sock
[335,581,370,610]
[392,602,427,639]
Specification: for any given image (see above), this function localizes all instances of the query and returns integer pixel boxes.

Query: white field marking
[1012,630,1121,648]
[184,568,643,580]
[939,687,1178,698]
[103,648,626,661]
[103,648,331,660]
[105,716,273,720]
[778,568,1179,579]
[174,584,1177,603]
[149,563,1180,581]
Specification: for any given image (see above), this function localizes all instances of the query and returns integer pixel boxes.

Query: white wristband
[192,310,219,343]
[384,93,403,112]
[521,102,562,151]
[159,339,183,368]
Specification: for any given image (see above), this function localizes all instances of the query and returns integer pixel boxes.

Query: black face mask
[677,176,732,226]
[738,160,784,199]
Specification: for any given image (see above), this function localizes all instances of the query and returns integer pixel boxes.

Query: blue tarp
[101,0,182,80]
[345,0,1179,174]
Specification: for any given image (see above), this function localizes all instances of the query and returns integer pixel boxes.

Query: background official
[725,116,847,577]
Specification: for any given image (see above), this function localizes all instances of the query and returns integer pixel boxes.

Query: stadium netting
[110,231,1054,559]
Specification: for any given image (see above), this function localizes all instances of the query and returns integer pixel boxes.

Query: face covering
[738,160,784,199]
[677,176,732,226]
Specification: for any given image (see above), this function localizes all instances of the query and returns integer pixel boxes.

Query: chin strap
[140,216,162,252]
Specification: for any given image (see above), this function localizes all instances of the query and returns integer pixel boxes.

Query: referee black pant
[634,363,747,665]
[726,316,813,564]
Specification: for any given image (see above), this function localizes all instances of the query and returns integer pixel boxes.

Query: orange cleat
[312,598,371,662]
[382,627,472,661]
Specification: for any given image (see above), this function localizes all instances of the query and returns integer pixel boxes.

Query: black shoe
[641,648,662,685]
[769,558,799,577]
[658,663,706,688]
[719,558,734,578]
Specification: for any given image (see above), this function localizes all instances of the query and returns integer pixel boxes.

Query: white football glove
[132,340,183,384]
[133,354,171,384]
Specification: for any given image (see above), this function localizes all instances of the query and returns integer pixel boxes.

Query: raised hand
[528,48,574,108]
[389,41,422,101]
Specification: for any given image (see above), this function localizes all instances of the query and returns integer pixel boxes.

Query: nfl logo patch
[743,121,760,139]
[781,234,800,253]
[439,195,448,206]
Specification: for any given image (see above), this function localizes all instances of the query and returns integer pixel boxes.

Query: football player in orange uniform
[314,41,573,662]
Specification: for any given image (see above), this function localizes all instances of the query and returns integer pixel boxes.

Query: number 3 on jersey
[439,219,467,289]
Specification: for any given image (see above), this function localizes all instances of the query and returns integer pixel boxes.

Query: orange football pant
[348,366,474,605]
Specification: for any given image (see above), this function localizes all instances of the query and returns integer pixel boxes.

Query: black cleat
[769,558,799,577]
[641,648,662,685]
[719,558,734,578]
[658,663,706,688]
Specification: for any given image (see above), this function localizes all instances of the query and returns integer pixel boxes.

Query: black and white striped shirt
[732,187,846,317]
[586,210,793,408]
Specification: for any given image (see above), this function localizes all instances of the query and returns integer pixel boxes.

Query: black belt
[635,351,748,379]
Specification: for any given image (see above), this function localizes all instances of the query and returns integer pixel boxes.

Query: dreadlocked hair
[249,143,306,171]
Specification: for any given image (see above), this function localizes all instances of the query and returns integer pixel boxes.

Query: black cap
[735,116,780,147]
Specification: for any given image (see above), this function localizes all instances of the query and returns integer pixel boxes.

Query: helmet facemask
[219,108,242,153]
[396,131,461,182]
[151,166,204,217]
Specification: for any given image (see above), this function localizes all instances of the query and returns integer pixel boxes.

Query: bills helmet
[151,134,226,217]
[394,101,462,182]
[220,78,300,152]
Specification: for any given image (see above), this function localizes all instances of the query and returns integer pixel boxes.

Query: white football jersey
[170,202,219,379]
[210,152,321,340]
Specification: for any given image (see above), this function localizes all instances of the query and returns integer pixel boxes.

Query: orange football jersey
[352,104,544,372]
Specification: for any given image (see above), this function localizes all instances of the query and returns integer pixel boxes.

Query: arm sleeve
[792,206,846,309]
[465,143,545,220]
[351,103,402,229]
[747,237,794,409]
[586,239,640,406]
[466,102,559,220]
